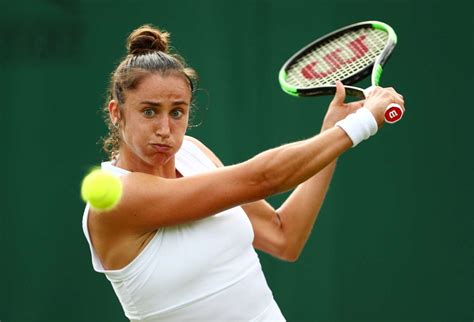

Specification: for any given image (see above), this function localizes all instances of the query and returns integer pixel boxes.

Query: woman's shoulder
[184,136,224,167]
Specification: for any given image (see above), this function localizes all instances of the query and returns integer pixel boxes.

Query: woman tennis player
[82,24,404,321]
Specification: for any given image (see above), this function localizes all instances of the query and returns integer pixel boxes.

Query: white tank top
[82,138,286,321]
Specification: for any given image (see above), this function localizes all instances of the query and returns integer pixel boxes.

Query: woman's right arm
[105,127,349,234]
[105,87,404,234]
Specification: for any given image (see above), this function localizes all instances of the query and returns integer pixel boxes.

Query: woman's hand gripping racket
[279,21,403,124]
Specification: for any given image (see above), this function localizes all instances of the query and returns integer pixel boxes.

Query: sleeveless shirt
[82,138,286,321]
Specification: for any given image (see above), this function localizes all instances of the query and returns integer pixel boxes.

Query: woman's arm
[98,85,403,236]
[109,126,350,233]
[241,160,337,262]
[185,136,336,262]
[245,83,405,261]
[246,82,362,261]
[193,83,402,262]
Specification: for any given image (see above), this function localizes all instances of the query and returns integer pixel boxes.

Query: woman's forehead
[130,73,192,103]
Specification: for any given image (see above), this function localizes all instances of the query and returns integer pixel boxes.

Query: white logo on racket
[389,110,399,119]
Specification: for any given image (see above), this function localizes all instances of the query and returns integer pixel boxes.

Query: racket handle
[364,87,404,124]
[384,103,403,124]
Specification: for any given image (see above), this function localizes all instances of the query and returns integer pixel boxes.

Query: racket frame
[279,21,397,98]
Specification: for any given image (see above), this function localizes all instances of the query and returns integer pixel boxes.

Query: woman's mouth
[150,143,172,153]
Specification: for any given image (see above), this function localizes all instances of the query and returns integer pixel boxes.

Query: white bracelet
[335,108,378,147]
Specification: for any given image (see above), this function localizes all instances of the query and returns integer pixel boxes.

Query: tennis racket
[279,21,403,124]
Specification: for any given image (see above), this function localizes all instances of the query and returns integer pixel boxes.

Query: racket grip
[384,103,403,124]
[364,87,404,124]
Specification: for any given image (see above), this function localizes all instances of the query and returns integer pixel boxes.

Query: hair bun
[127,24,170,55]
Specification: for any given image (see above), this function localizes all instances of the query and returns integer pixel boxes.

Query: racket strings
[286,27,388,88]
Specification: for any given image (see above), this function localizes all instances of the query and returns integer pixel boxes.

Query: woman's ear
[108,100,122,126]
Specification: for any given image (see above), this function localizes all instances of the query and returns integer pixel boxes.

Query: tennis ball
[81,169,123,211]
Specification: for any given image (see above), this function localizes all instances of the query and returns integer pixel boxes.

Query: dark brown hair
[101,24,198,160]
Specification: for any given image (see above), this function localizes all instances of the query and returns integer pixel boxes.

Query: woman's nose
[155,116,171,138]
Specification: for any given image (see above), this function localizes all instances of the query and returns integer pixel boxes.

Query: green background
[1,0,472,321]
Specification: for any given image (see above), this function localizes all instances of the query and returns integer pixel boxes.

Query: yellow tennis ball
[81,169,123,211]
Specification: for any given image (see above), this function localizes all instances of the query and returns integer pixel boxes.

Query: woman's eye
[143,109,155,118]
[171,110,183,119]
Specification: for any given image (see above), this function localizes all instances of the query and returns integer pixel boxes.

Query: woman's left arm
[189,81,365,262]
[241,158,337,262]
[189,134,337,262]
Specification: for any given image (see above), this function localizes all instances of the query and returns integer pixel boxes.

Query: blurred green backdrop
[1,0,472,321]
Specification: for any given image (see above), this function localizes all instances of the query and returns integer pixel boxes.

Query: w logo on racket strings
[301,35,369,79]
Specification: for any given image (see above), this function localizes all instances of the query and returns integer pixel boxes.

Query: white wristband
[335,108,378,147]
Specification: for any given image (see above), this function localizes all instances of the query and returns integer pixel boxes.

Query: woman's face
[110,73,191,168]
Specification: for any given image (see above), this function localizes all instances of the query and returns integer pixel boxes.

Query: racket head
[279,21,397,98]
